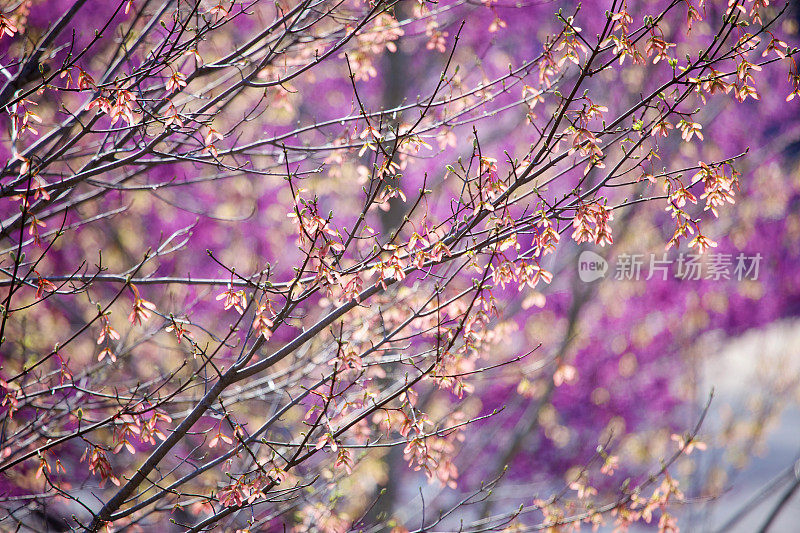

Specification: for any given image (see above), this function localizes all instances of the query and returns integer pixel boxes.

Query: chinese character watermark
[577,252,762,282]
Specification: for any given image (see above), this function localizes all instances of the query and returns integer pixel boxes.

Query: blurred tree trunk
[369,3,410,526]
[377,5,409,237]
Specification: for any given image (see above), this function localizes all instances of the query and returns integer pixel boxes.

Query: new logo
[578,250,608,282]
